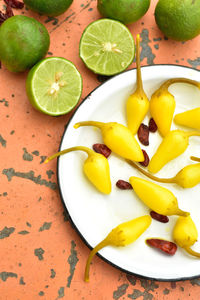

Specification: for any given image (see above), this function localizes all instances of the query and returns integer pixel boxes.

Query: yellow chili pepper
[84,215,151,282]
[150,78,200,137]
[129,176,189,216]
[174,107,200,130]
[74,121,144,162]
[126,34,149,135]
[148,130,200,174]
[45,146,111,194]
[173,216,200,258]
[127,159,200,188]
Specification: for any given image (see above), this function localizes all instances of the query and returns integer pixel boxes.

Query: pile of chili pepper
[45,33,200,282]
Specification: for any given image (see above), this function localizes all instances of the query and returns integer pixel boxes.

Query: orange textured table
[1,1,200,299]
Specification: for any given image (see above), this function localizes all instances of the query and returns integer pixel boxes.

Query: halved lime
[79,19,135,76]
[26,57,82,116]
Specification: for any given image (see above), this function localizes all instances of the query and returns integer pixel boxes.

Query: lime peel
[0,15,50,73]
[23,0,73,17]
[97,0,151,24]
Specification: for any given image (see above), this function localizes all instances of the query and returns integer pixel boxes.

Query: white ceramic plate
[58,65,200,281]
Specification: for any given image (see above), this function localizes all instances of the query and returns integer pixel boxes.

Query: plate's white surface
[58,65,200,281]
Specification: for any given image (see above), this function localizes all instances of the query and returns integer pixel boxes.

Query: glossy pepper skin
[84,215,151,282]
[173,216,200,258]
[150,78,200,137]
[174,107,200,130]
[129,176,189,217]
[148,130,200,174]
[127,159,200,188]
[45,146,111,194]
[74,121,144,162]
[126,34,149,135]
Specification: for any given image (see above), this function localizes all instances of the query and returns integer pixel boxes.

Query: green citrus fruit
[24,0,73,17]
[26,57,82,116]
[79,19,135,76]
[97,0,150,24]
[155,0,200,41]
[0,15,50,73]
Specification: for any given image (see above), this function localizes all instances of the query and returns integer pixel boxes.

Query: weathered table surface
[1,0,200,299]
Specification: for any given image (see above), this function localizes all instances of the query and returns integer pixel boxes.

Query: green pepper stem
[135,34,144,94]
[74,121,104,129]
[160,78,200,90]
[44,146,94,163]
[176,209,190,217]
[84,238,109,282]
[184,246,200,258]
[190,156,200,162]
[126,160,175,183]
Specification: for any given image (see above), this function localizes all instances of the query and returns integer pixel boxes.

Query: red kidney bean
[149,118,158,133]
[116,180,133,190]
[92,143,111,158]
[4,0,24,9]
[0,11,6,25]
[0,5,13,25]
[146,239,177,255]
[150,211,169,223]
[137,123,149,146]
[139,150,150,167]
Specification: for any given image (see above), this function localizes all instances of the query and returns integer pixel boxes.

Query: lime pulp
[79,19,135,76]
[26,57,82,116]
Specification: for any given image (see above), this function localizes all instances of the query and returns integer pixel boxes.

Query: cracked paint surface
[67,240,79,288]
[34,248,45,261]
[0,272,18,281]
[0,0,200,299]
[2,168,57,190]
[39,222,52,232]
[140,29,156,65]
[0,226,15,239]
[113,284,129,299]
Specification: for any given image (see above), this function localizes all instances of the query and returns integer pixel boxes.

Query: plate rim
[57,64,200,282]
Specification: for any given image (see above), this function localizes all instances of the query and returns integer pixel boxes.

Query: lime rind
[97,0,151,25]
[26,57,82,116]
[79,19,135,76]
[0,15,50,73]
[23,0,73,17]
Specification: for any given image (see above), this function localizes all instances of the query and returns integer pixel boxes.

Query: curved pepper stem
[74,121,104,129]
[186,131,200,138]
[135,34,144,94]
[44,146,94,163]
[126,159,175,184]
[184,246,200,258]
[84,238,109,282]
[190,156,200,162]
[176,209,190,217]
[160,78,200,91]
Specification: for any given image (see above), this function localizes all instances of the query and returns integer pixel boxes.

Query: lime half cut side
[26,57,82,116]
[79,19,135,76]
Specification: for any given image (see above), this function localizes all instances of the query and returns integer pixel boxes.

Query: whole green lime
[97,0,150,24]
[24,0,73,17]
[155,0,200,41]
[0,15,50,73]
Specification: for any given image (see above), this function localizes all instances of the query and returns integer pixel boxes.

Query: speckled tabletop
[1,0,200,299]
